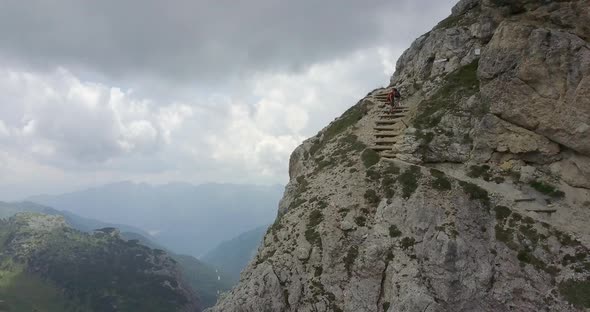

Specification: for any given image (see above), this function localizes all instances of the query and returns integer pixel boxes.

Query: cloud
[0,68,192,166]
[0,0,459,198]
[0,0,456,82]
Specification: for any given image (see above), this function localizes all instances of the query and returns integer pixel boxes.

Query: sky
[0,0,457,200]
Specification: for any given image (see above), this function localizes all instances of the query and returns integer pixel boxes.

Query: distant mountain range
[28,181,284,256]
[202,225,268,283]
[0,201,231,309]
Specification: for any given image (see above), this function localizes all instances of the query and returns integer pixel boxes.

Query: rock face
[209,1,590,311]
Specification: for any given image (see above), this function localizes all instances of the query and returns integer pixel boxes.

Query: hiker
[387,88,402,113]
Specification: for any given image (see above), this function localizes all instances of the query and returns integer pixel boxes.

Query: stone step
[380,154,397,160]
[373,126,400,131]
[378,114,406,118]
[375,120,401,125]
[370,145,394,151]
[375,132,402,138]
[375,139,400,145]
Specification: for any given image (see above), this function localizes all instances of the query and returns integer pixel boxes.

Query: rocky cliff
[209,0,590,311]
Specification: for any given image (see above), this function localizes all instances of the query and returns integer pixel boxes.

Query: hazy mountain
[0,201,231,309]
[0,212,200,312]
[28,182,284,256]
[201,225,268,283]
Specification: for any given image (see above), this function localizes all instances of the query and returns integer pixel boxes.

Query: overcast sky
[0,0,457,200]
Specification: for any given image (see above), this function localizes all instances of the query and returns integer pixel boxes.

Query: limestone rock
[208,1,590,311]
[472,114,560,163]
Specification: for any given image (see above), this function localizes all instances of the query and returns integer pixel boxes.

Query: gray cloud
[0,0,456,81]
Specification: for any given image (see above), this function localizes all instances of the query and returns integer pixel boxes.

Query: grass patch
[435,14,463,29]
[383,302,391,311]
[495,225,518,250]
[308,210,323,228]
[398,166,422,199]
[467,165,492,181]
[305,210,323,247]
[558,279,590,308]
[361,149,380,168]
[430,169,452,191]
[400,237,416,250]
[310,104,365,155]
[459,181,490,209]
[489,0,527,15]
[494,205,511,221]
[344,246,359,277]
[355,216,367,227]
[389,225,402,238]
[530,181,565,199]
[364,190,380,206]
[414,61,480,129]
[517,250,548,272]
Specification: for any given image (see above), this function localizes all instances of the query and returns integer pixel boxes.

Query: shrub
[389,225,402,238]
[361,149,380,168]
[467,165,492,181]
[364,190,380,206]
[430,169,452,191]
[344,246,359,277]
[494,205,511,221]
[400,237,416,250]
[398,166,422,199]
[559,280,590,308]
[459,181,490,209]
[530,181,565,199]
[355,216,366,227]
[413,61,479,129]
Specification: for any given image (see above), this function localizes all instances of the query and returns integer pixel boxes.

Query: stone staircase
[367,91,409,160]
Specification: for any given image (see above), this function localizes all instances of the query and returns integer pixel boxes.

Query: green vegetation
[495,225,518,249]
[309,210,323,228]
[389,225,402,238]
[310,104,365,156]
[398,166,422,199]
[414,61,480,129]
[305,210,323,247]
[435,14,464,29]
[459,181,490,209]
[489,0,526,15]
[430,169,452,191]
[494,205,511,220]
[0,214,196,312]
[361,149,380,168]
[558,279,590,308]
[355,216,367,227]
[364,189,380,206]
[517,249,550,272]
[344,246,359,277]
[383,302,391,311]
[0,263,75,312]
[530,181,565,199]
[467,165,492,181]
[400,237,416,250]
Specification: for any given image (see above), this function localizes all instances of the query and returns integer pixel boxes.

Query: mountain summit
[208,0,590,311]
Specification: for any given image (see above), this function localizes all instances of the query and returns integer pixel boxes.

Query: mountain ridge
[27,181,284,256]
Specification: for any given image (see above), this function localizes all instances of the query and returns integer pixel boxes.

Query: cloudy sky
[0,0,457,200]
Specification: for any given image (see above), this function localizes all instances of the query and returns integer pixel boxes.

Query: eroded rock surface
[209,1,590,311]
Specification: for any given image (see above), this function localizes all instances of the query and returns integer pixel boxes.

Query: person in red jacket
[387,88,402,113]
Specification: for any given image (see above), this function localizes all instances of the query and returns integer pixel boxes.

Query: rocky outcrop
[209,1,590,311]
